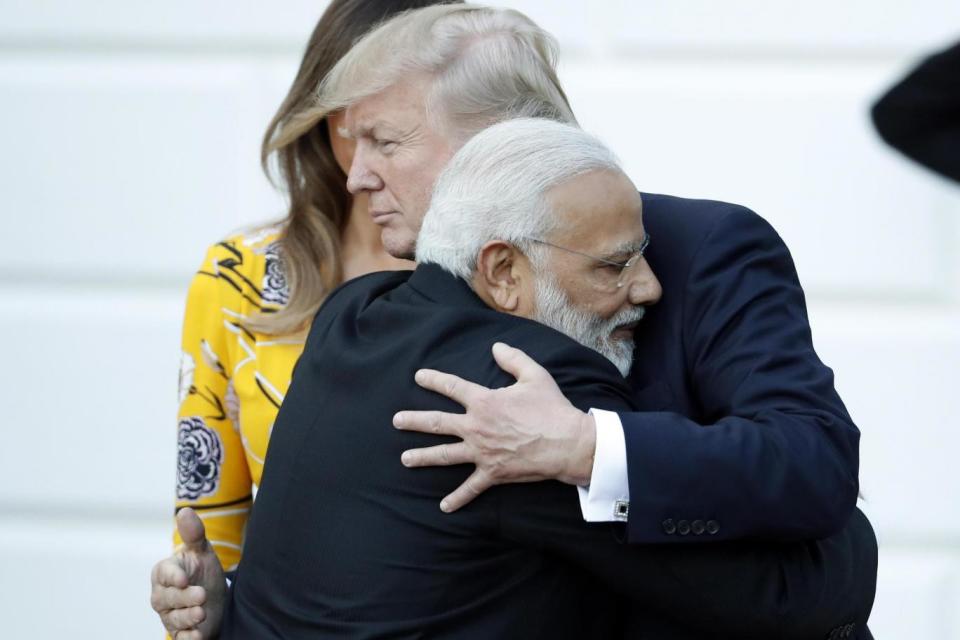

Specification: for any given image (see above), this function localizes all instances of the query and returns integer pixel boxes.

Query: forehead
[548,170,643,240]
[344,76,432,135]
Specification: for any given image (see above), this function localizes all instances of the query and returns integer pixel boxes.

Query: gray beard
[533,274,645,377]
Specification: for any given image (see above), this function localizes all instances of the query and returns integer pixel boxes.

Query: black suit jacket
[222,264,876,639]
[871,39,960,182]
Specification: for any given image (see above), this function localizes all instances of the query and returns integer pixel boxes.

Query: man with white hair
[155,5,875,639]
[218,117,874,638]
[416,118,657,378]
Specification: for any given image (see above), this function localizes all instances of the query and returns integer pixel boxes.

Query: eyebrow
[603,232,649,261]
[344,121,408,141]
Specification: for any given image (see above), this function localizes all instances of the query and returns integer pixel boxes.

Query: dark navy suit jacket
[222,261,876,639]
[619,194,861,545]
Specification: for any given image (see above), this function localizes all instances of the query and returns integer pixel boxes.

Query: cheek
[566,280,619,318]
[413,144,454,200]
[589,283,628,318]
[402,170,442,228]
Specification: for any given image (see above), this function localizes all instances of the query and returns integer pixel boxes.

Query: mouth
[611,320,641,340]
[370,210,397,224]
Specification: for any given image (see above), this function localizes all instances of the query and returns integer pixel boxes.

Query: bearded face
[533,272,644,377]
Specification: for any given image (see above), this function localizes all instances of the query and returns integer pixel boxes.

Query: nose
[345,145,383,195]
[625,258,662,307]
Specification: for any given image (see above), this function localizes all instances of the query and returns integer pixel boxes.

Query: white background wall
[0,1,958,636]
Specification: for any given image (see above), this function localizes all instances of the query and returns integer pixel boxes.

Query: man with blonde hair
[317,1,864,552]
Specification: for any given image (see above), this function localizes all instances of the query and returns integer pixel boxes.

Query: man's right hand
[150,508,226,640]
[393,342,597,513]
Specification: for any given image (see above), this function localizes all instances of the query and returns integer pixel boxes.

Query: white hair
[416,118,622,279]
[316,3,576,141]
[533,273,643,376]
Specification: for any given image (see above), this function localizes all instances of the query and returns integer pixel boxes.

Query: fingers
[401,442,473,468]
[162,602,206,635]
[439,469,493,513]
[176,507,210,554]
[152,584,207,612]
[393,409,462,437]
[153,557,189,589]
[491,342,549,382]
[411,369,489,407]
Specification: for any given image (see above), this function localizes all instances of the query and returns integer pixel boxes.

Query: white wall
[1,1,958,636]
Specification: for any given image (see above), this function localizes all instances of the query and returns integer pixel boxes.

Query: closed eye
[597,260,625,273]
[376,139,398,154]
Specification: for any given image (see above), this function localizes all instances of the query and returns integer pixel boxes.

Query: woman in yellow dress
[163,0,459,620]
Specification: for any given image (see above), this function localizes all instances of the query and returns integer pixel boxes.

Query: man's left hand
[393,342,597,513]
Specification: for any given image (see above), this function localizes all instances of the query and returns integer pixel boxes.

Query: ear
[474,241,526,312]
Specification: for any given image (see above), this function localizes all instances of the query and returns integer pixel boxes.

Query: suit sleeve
[620,206,860,542]
[499,376,876,639]
[871,40,960,182]
[505,337,873,636]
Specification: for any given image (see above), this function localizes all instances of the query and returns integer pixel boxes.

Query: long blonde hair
[250,0,462,335]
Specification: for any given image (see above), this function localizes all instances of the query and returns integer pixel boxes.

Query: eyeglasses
[525,232,651,293]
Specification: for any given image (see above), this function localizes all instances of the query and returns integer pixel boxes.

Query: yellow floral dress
[174,226,304,570]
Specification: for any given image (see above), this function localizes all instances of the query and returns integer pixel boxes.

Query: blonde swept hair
[261,3,576,334]
[276,3,576,168]
[249,0,462,336]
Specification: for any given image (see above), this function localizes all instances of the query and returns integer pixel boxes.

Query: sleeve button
[677,519,691,535]
[661,518,676,535]
[691,519,705,535]
[706,520,720,535]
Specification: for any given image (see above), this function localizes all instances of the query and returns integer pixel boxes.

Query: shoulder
[199,224,284,268]
[477,320,638,413]
[641,192,776,244]
[640,192,787,275]
[495,321,608,372]
[187,224,290,310]
[319,270,413,315]
[304,270,413,346]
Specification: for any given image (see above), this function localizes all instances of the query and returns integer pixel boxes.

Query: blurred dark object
[871,39,960,182]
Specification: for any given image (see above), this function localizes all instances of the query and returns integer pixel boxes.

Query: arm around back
[622,203,860,543]
[504,492,876,639]
[498,340,876,638]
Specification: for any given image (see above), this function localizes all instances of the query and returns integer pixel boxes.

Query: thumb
[176,507,210,554]
[491,342,547,382]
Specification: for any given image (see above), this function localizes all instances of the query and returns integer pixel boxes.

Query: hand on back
[393,342,597,512]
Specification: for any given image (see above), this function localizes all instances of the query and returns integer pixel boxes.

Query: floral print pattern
[261,241,289,306]
[174,228,304,570]
[178,352,195,405]
[177,416,224,500]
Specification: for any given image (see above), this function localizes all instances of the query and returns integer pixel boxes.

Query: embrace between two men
[159,5,877,639]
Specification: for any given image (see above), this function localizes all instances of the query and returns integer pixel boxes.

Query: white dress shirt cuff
[577,408,630,522]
